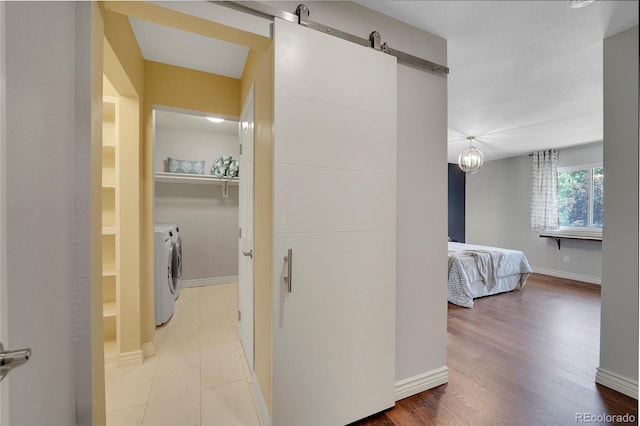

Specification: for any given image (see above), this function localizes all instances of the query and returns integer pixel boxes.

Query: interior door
[1,3,90,424]
[238,87,255,369]
[272,19,397,425]
[0,1,6,422]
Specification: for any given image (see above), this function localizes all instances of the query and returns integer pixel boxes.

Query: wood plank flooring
[353,274,638,425]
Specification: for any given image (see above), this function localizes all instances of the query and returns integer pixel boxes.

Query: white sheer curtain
[531,149,559,230]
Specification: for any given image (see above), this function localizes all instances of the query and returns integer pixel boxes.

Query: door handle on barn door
[284,249,292,293]
[242,250,253,258]
[0,343,31,381]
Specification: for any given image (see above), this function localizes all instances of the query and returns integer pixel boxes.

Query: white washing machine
[154,227,177,326]
[155,224,182,299]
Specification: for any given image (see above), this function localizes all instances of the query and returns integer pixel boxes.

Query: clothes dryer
[154,228,177,325]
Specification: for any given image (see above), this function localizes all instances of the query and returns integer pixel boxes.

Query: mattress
[448,242,532,308]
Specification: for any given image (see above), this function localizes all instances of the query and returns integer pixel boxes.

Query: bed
[448,242,532,308]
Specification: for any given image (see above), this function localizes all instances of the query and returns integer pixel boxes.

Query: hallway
[104,284,260,425]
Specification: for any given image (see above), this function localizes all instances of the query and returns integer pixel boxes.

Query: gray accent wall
[598,25,638,397]
[448,163,465,242]
[154,126,239,281]
[466,144,603,284]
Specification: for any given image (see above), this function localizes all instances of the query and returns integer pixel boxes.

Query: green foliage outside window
[592,168,603,227]
[558,167,603,228]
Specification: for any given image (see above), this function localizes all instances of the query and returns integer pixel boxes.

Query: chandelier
[458,136,484,174]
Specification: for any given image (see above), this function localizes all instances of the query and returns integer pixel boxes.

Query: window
[557,165,603,229]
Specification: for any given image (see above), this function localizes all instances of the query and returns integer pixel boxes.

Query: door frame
[0,1,7,421]
[238,85,255,369]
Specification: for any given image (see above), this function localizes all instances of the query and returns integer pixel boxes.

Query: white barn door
[272,19,397,425]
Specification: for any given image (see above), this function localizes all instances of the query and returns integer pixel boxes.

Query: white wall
[153,126,239,174]
[269,1,449,391]
[396,64,448,386]
[597,25,638,398]
[154,127,239,281]
[558,143,602,168]
[5,2,92,423]
[466,143,603,284]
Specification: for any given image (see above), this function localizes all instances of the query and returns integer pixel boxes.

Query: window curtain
[531,149,559,230]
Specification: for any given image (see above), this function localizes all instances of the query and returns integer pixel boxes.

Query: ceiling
[130,1,639,162]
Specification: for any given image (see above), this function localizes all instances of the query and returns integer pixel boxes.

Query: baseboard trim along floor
[181,276,239,288]
[596,367,639,399]
[394,366,449,401]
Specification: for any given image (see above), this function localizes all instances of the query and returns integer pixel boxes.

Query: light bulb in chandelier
[458,136,484,174]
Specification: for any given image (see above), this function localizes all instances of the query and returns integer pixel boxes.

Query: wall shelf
[103,302,117,319]
[102,226,116,235]
[103,264,116,277]
[154,172,238,186]
[539,232,602,250]
[102,95,120,363]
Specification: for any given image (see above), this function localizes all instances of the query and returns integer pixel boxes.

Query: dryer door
[172,234,182,281]
[167,242,178,297]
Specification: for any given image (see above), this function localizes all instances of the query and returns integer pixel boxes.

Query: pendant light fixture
[458,136,484,174]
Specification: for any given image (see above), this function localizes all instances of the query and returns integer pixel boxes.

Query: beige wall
[101,5,145,356]
[598,25,639,398]
[117,96,142,353]
[100,4,143,98]
[144,61,240,116]
[240,45,274,413]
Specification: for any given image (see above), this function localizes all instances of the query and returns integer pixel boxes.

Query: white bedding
[448,242,532,308]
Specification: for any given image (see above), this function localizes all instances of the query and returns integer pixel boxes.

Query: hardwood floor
[353,274,638,425]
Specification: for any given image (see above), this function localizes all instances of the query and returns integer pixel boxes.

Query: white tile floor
[104,284,261,426]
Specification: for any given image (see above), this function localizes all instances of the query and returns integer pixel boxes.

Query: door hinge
[240,144,243,155]
[239,227,242,238]
[238,310,241,321]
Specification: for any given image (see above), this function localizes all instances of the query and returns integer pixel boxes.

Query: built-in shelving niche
[102,96,119,362]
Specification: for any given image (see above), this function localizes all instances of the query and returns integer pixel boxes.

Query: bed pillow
[167,157,205,174]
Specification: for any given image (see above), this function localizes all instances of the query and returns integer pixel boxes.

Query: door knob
[0,343,31,381]
[242,249,253,258]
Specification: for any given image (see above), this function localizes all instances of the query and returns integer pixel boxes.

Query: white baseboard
[117,350,144,368]
[532,267,601,285]
[249,368,271,426]
[596,367,638,399]
[395,366,449,401]
[142,337,156,358]
[181,276,238,288]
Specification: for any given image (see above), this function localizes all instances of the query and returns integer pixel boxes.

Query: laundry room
[97,3,264,421]
[153,108,240,292]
